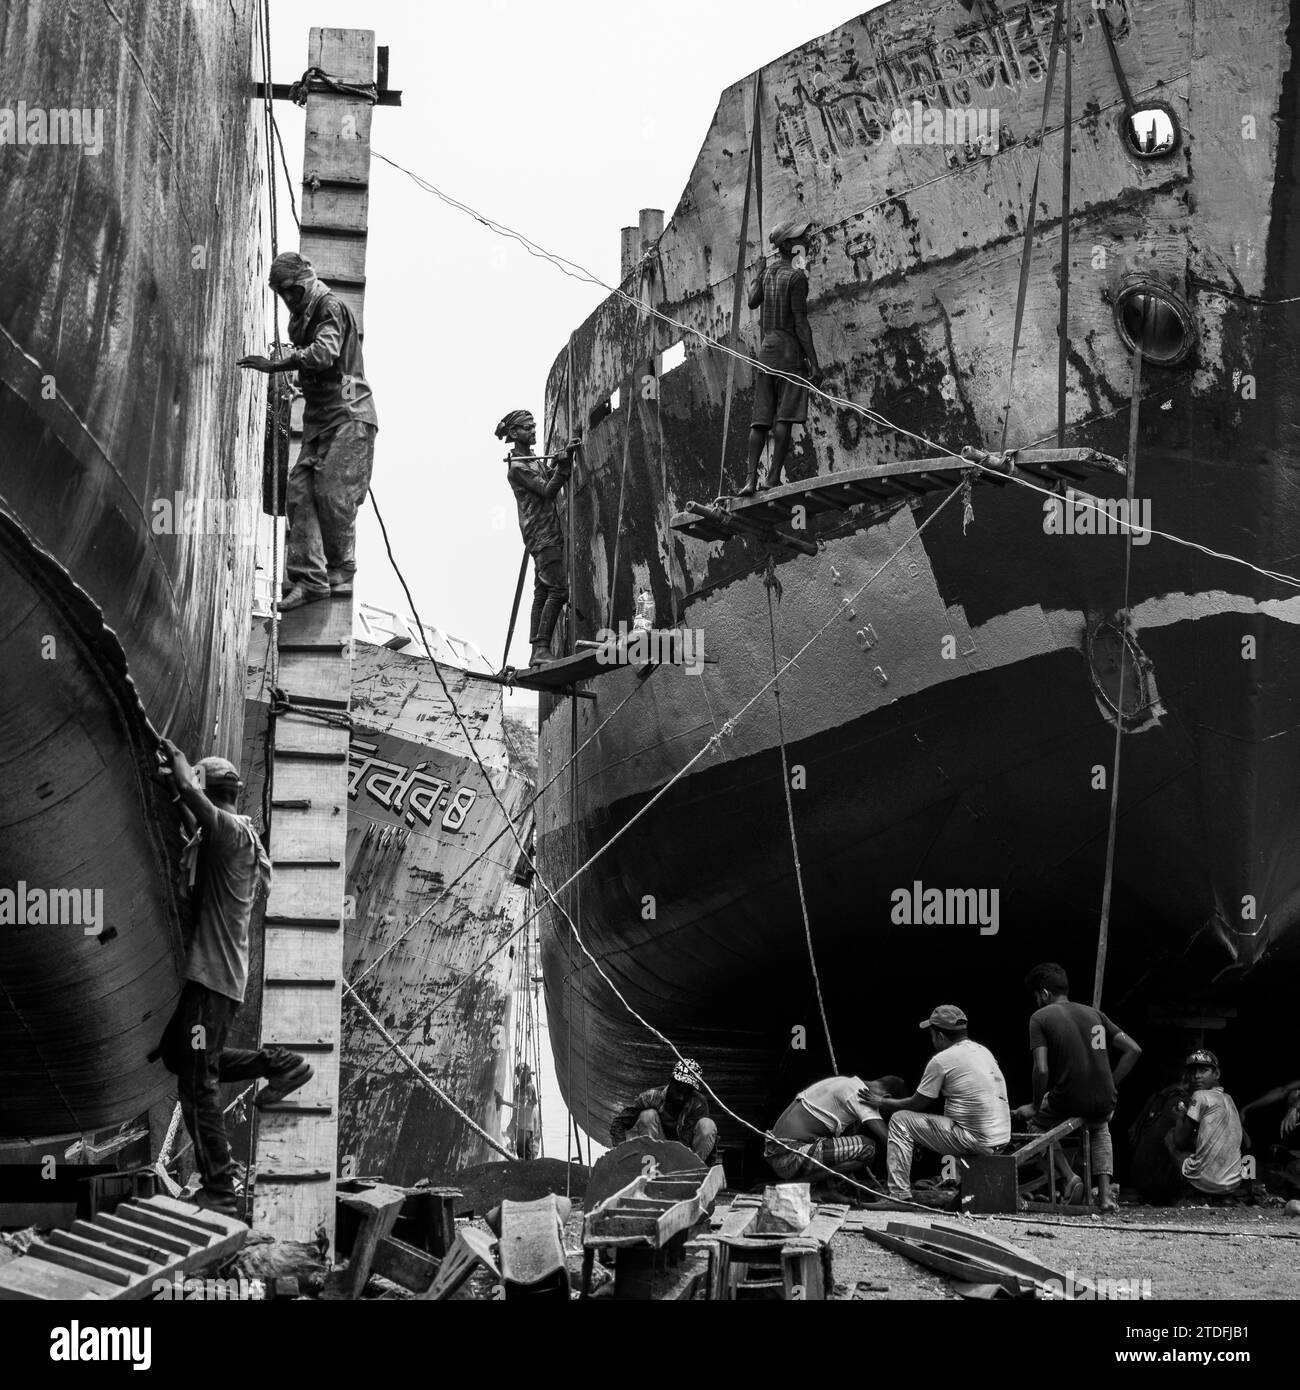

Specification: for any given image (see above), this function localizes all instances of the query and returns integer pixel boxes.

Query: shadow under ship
[537,0,1300,1157]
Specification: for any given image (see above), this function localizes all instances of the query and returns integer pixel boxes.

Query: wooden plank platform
[0,1195,247,1300]
[495,628,703,693]
[670,447,1126,550]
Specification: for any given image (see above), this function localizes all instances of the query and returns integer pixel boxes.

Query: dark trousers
[528,543,568,643]
[157,981,284,1198]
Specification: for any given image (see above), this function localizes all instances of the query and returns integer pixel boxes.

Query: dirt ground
[829,1203,1300,1301]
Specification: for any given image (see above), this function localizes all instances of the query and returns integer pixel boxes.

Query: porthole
[1114,283,1197,367]
[1121,103,1180,159]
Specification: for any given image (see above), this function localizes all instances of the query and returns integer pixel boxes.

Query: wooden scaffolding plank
[670,447,1126,547]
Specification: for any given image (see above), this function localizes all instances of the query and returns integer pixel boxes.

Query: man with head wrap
[608,1057,719,1164]
[238,251,379,610]
[495,408,580,667]
[738,220,823,497]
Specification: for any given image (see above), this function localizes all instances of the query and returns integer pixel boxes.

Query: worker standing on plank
[496,1062,539,1160]
[737,219,823,497]
[765,1073,908,1184]
[238,250,378,611]
[609,1058,719,1164]
[496,409,580,668]
[872,1005,1011,1207]
[151,740,313,1217]
[1012,961,1142,1213]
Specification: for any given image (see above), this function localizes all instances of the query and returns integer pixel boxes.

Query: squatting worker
[765,1073,908,1184]
[151,741,313,1217]
[874,1004,1011,1206]
[738,219,823,497]
[238,250,378,611]
[496,409,580,668]
[609,1057,719,1164]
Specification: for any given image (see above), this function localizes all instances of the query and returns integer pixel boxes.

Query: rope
[605,271,641,629]
[765,572,836,1071]
[268,687,353,730]
[342,982,514,1159]
[501,547,530,670]
[1093,305,1148,1010]
[1057,0,1073,448]
[1098,10,1137,117]
[715,73,764,498]
[999,0,1065,454]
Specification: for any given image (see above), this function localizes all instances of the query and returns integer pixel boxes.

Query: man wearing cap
[238,250,378,611]
[152,739,313,1216]
[1165,1050,1244,1198]
[608,1058,718,1164]
[496,409,580,667]
[737,220,823,497]
[869,1005,1011,1204]
[1014,961,1143,1213]
[765,1073,908,1184]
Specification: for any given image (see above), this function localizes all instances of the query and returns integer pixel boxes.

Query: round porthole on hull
[1114,282,1197,367]
[1120,103,1180,160]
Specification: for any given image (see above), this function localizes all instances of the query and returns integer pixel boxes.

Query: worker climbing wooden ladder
[253,26,378,1253]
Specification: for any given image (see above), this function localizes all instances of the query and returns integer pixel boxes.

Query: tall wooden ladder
[253,24,382,1253]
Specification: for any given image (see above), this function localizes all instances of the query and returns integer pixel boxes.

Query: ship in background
[1,1,537,1195]
[0,0,266,1139]
[538,0,1300,1160]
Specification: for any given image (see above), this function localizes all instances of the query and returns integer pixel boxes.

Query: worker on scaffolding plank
[738,219,822,497]
[238,250,379,611]
[150,742,312,1217]
[496,408,580,668]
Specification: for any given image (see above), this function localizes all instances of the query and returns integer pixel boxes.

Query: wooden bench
[959,1118,1092,1213]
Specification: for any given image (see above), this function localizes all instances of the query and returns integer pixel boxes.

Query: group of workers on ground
[595,963,1290,1212]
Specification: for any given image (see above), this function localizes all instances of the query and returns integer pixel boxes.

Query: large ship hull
[538,0,1300,1148]
[337,630,534,1184]
[0,0,266,1137]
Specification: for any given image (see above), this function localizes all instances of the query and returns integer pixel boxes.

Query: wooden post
[252,26,379,1253]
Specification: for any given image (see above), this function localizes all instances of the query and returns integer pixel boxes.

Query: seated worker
[1240,1075,1300,1142]
[1128,1076,1194,1206]
[764,1073,908,1183]
[1164,1049,1244,1199]
[609,1058,718,1165]
[874,1005,1011,1204]
[1013,961,1142,1212]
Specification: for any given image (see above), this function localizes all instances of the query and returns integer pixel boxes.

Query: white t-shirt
[1182,1088,1243,1193]
[916,1040,1011,1146]
[797,1076,882,1136]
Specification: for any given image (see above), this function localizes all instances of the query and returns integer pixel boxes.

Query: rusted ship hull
[538,0,1300,1146]
[0,0,266,1137]
[337,638,534,1183]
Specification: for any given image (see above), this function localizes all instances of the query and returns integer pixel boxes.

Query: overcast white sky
[265,0,880,678]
